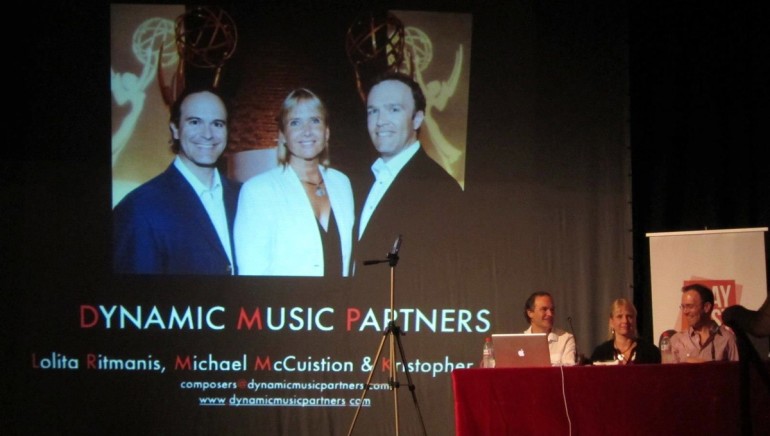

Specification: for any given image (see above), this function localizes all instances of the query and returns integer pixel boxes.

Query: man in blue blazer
[113,87,240,275]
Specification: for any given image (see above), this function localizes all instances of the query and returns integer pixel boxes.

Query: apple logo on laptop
[517,348,525,357]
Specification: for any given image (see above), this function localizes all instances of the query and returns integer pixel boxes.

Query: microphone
[385,234,402,267]
[388,234,403,258]
[363,235,402,266]
[567,316,580,365]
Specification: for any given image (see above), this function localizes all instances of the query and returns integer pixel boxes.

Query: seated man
[522,291,576,365]
[670,283,739,363]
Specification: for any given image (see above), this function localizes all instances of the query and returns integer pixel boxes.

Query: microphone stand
[347,238,427,436]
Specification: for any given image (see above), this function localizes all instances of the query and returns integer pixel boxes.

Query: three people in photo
[114,71,463,281]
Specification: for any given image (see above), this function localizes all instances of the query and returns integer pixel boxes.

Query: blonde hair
[607,298,638,339]
[276,88,330,167]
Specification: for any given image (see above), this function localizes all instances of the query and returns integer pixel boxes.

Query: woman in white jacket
[234,89,354,276]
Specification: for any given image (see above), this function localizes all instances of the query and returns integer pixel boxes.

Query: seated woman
[234,88,354,276]
[590,298,661,364]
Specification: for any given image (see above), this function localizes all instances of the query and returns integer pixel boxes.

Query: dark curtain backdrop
[630,1,770,338]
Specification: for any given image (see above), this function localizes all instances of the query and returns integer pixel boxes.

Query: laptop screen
[491,333,551,368]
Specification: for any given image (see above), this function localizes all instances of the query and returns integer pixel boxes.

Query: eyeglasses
[679,303,700,311]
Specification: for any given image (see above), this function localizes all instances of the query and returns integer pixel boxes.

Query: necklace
[302,179,326,197]
[614,340,636,362]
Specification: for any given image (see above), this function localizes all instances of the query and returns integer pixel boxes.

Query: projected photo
[110,5,471,277]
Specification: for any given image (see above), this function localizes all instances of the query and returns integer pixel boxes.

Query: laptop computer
[491,333,551,368]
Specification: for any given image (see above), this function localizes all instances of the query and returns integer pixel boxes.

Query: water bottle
[482,337,495,368]
[659,335,673,364]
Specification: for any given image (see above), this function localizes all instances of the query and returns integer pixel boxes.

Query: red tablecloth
[452,362,770,436]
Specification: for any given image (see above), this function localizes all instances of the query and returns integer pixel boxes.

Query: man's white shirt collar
[524,326,558,343]
[174,157,222,196]
[371,141,420,181]
[359,141,421,240]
